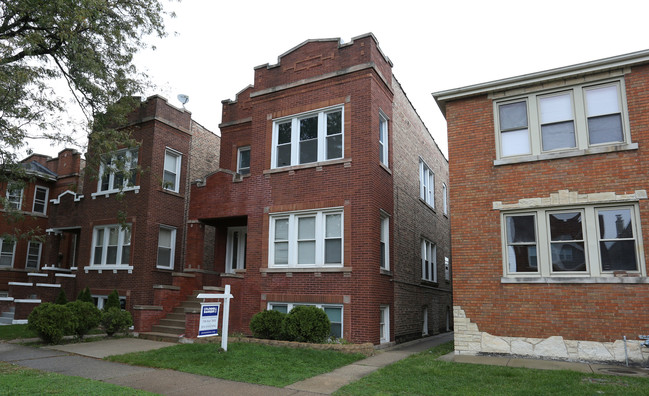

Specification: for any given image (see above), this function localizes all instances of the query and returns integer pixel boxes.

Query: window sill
[494,142,638,166]
[261,267,351,274]
[501,276,649,284]
[419,198,436,212]
[84,265,133,274]
[421,279,439,287]
[263,158,351,175]
[379,162,391,174]
[160,188,183,197]
[380,269,392,276]
[91,186,140,199]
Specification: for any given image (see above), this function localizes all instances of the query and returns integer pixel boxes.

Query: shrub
[76,287,92,303]
[104,290,121,311]
[66,301,101,339]
[249,310,286,340]
[101,307,132,336]
[54,289,68,305]
[27,303,71,344]
[283,306,331,343]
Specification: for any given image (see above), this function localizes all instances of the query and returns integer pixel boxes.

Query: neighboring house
[184,33,451,344]
[433,50,649,363]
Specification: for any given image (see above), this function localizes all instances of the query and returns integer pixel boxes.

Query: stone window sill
[84,265,133,274]
[501,276,649,284]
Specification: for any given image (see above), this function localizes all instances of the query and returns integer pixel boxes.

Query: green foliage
[249,310,287,340]
[27,303,71,344]
[101,307,132,336]
[76,287,93,303]
[66,300,101,339]
[283,306,331,343]
[54,289,68,305]
[104,290,121,311]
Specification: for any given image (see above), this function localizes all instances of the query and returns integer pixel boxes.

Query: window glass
[33,186,48,214]
[297,216,316,264]
[274,218,289,265]
[499,101,531,157]
[586,85,623,145]
[326,111,343,160]
[277,122,292,167]
[163,151,180,192]
[540,93,576,151]
[598,208,637,271]
[506,215,538,273]
[0,239,15,267]
[549,212,586,272]
[238,147,250,175]
[299,116,318,164]
[324,307,342,338]
[379,114,388,166]
[157,227,174,268]
[26,241,41,269]
[325,214,342,264]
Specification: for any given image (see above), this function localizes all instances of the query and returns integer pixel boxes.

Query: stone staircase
[0,307,15,325]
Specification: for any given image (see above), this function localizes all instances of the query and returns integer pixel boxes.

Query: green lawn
[335,341,649,395]
[107,342,365,387]
[0,362,155,395]
[0,324,37,341]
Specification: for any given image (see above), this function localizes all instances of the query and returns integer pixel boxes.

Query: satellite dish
[177,94,189,106]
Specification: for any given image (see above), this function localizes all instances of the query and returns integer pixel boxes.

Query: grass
[335,341,649,395]
[0,324,37,341]
[107,342,365,387]
[0,362,154,395]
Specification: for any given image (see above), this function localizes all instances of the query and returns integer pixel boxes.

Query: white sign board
[198,302,220,337]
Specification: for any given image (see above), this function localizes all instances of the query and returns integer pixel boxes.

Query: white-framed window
[380,305,390,344]
[271,105,344,169]
[419,159,434,208]
[32,186,49,215]
[379,112,389,166]
[163,148,182,193]
[92,295,126,310]
[0,238,15,267]
[269,208,343,268]
[495,79,630,160]
[268,302,343,339]
[421,239,437,282]
[442,183,448,215]
[97,148,138,193]
[422,307,429,336]
[444,256,450,281]
[237,146,251,175]
[380,212,389,270]
[157,226,176,269]
[25,241,42,270]
[503,205,643,277]
[90,224,131,267]
[225,227,247,273]
[5,184,23,211]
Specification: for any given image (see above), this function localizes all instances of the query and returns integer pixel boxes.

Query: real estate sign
[198,302,220,337]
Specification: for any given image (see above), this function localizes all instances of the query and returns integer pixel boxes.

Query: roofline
[432,48,649,116]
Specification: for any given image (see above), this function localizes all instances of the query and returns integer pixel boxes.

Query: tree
[0,0,170,183]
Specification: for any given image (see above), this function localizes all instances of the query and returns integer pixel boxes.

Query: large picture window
[91,225,131,267]
[271,106,344,168]
[269,208,343,268]
[97,149,138,193]
[269,302,343,339]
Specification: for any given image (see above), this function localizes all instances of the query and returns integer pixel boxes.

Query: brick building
[433,50,649,363]
[183,33,451,344]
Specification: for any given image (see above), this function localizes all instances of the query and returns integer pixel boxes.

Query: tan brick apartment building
[434,50,649,363]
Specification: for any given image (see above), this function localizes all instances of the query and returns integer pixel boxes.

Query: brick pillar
[185,222,205,269]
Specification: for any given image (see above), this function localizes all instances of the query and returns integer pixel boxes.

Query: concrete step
[165,312,185,321]
[158,318,185,327]
[179,301,200,308]
[0,317,13,325]
[150,324,184,336]
[138,332,181,343]
[0,311,14,319]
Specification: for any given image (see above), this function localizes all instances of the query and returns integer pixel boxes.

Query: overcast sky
[31,0,649,158]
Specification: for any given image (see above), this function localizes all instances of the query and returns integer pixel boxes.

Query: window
[442,183,448,215]
[496,80,630,160]
[163,149,182,192]
[32,186,49,214]
[92,295,126,310]
[269,208,342,268]
[380,213,389,270]
[91,225,131,267]
[421,239,437,282]
[157,226,176,269]
[422,307,428,336]
[237,146,251,175]
[225,227,247,273]
[503,205,642,277]
[25,241,42,270]
[5,184,23,210]
[271,106,343,168]
[445,256,450,281]
[0,238,15,267]
[98,149,138,193]
[269,303,343,339]
[419,160,434,207]
[380,305,390,344]
[379,112,388,166]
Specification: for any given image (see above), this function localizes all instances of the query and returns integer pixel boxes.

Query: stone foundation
[454,306,649,365]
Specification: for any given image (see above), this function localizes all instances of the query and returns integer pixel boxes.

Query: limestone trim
[493,189,647,211]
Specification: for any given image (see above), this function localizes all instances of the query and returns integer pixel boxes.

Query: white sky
[29,0,649,159]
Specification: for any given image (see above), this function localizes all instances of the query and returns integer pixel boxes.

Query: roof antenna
[177,94,189,108]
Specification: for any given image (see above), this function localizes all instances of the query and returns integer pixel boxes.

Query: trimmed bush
[54,289,68,305]
[66,301,101,339]
[27,303,71,344]
[101,307,132,336]
[104,290,121,311]
[76,287,92,303]
[249,310,286,340]
[283,306,331,343]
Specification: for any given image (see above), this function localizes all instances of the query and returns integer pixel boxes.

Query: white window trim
[494,78,634,164]
[380,212,390,271]
[25,241,42,270]
[225,226,247,273]
[421,238,437,282]
[267,302,343,338]
[380,305,390,344]
[163,148,182,193]
[501,204,645,279]
[32,186,49,215]
[92,294,126,310]
[0,238,16,268]
[271,105,344,169]
[442,183,448,215]
[269,207,343,268]
[444,256,450,281]
[419,159,435,208]
[237,146,251,175]
[379,111,389,167]
[156,225,176,270]
[93,148,139,197]
[5,185,23,211]
[87,224,133,273]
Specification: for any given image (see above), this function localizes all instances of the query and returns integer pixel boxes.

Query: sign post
[197,284,234,351]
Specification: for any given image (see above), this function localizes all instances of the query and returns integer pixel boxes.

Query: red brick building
[185,33,451,344]
[434,50,649,363]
